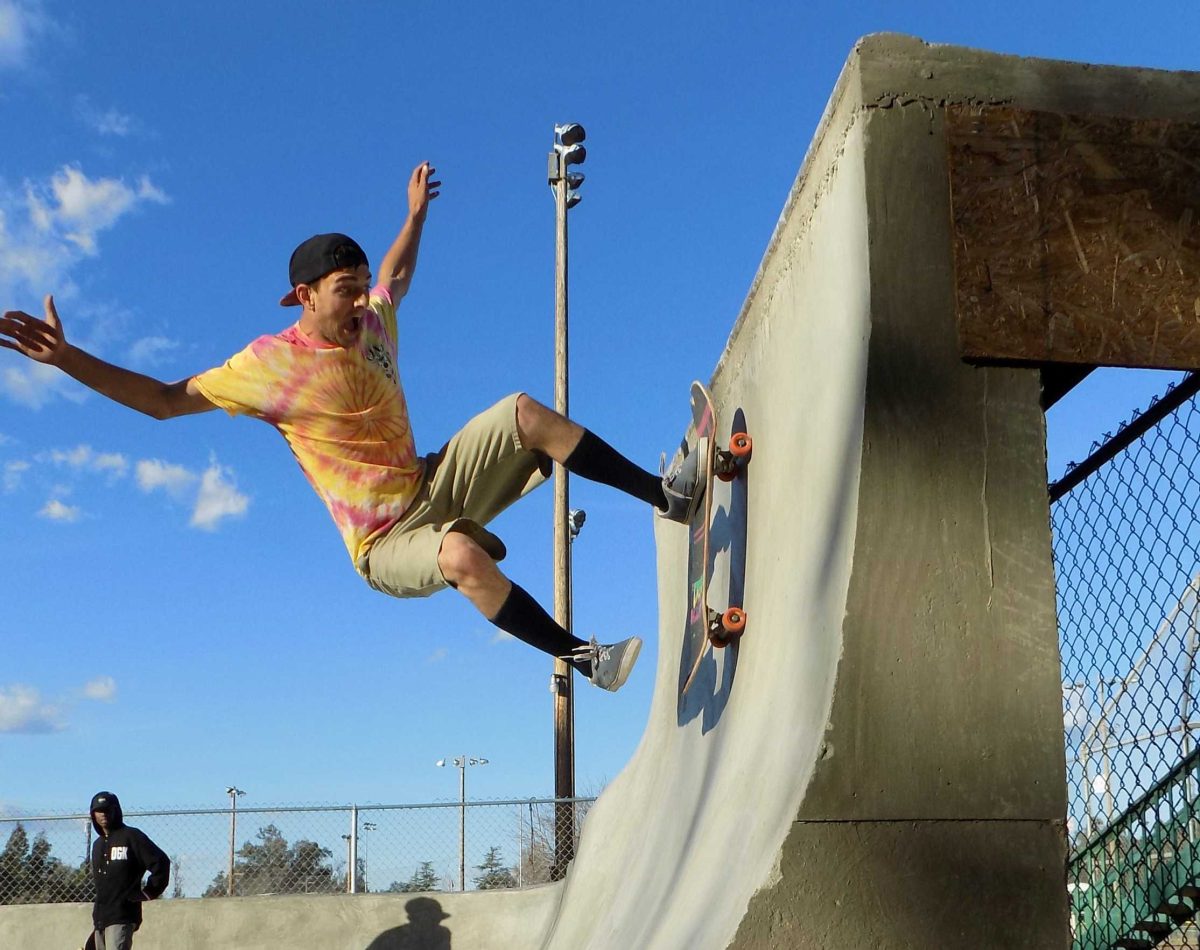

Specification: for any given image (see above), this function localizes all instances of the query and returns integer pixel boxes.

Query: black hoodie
[89,791,170,930]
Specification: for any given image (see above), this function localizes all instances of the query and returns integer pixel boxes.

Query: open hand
[0,294,67,365]
[408,161,441,223]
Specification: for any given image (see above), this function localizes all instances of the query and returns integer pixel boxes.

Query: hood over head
[90,790,124,835]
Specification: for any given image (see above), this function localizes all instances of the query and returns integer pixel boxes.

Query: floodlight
[556,123,586,147]
[560,143,586,166]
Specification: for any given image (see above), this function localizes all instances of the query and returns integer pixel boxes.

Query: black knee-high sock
[490,583,591,675]
[564,430,667,510]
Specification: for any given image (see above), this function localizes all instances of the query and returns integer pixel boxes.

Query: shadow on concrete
[365,896,452,950]
[677,407,750,732]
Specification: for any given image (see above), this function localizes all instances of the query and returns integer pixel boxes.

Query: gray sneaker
[574,636,643,692]
[658,438,706,524]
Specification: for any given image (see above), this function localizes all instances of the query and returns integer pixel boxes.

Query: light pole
[547,120,587,882]
[341,834,353,893]
[437,755,488,891]
[224,786,245,897]
[361,821,376,892]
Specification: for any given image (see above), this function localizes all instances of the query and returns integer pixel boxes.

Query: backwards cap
[279,233,368,307]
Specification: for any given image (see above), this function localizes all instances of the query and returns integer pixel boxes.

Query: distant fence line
[1052,372,1200,948]
[0,797,595,904]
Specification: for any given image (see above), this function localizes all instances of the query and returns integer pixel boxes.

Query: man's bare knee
[437,530,510,618]
[437,531,491,589]
[516,394,580,458]
[515,394,550,444]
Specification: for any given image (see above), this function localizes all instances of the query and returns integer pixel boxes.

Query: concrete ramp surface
[539,82,870,950]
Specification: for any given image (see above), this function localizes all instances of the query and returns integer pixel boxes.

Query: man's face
[93,810,109,833]
[300,264,371,347]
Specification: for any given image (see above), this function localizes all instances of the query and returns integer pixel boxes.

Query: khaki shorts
[364,393,551,598]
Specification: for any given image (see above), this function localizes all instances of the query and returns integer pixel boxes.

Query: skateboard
[679,381,752,695]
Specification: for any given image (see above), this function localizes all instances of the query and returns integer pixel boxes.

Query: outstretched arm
[0,295,215,420]
[378,161,441,301]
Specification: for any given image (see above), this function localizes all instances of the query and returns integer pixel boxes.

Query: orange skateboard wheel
[721,607,746,637]
[729,432,752,458]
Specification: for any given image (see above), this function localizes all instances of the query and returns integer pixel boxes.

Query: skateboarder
[1,162,699,693]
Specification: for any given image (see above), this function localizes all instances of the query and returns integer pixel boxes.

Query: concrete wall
[730,34,1200,948]
[0,886,561,949]
[731,36,1067,950]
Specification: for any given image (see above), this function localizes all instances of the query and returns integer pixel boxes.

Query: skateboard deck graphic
[680,381,752,696]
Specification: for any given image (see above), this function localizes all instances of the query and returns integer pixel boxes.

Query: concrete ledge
[0,885,563,950]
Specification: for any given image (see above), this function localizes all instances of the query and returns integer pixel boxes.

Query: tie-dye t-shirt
[192,286,422,573]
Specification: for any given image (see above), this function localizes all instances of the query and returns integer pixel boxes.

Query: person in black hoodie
[88,791,170,950]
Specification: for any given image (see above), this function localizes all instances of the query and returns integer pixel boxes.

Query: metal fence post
[349,805,358,894]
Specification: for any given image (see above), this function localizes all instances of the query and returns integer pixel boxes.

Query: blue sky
[0,0,1196,817]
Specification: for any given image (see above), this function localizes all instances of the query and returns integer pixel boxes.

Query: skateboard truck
[714,433,753,482]
[707,605,748,647]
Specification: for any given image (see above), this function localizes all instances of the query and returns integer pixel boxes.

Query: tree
[473,846,516,890]
[0,824,93,905]
[202,824,339,897]
[337,855,369,894]
[514,797,595,886]
[0,824,29,903]
[386,860,440,893]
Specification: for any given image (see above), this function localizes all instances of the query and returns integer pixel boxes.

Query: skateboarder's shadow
[364,897,452,950]
[677,408,750,732]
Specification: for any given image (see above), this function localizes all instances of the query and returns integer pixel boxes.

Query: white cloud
[0,684,63,733]
[136,457,195,497]
[38,497,79,521]
[190,461,248,530]
[3,458,28,492]
[28,166,169,255]
[0,164,167,297]
[0,676,120,734]
[0,165,168,408]
[490,630,515,644]
[92,451,127,476]
[46,445,90,467]
[128,335,179,369]
[16,447,250,532]
[82,676,116,702]
[426,648,448,664]
[137,456,249,530]
[0,0,47,70]
[42,443,128,479]
[73,95,138,137]
[0,359,73,409]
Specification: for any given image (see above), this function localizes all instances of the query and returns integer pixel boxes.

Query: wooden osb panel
[947,104,1200,369]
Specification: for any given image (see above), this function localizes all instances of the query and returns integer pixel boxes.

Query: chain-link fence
[0,796,594,905]
[1052,373,1200,949]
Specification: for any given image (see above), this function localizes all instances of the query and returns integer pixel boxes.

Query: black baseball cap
[279,233,368,307]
